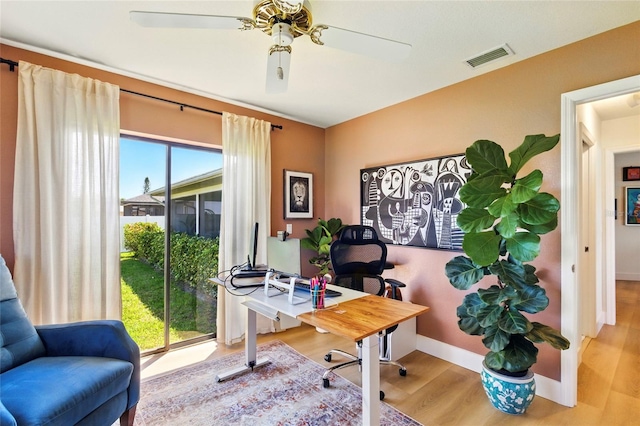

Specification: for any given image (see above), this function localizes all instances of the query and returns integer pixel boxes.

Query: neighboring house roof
[121,194,165,206]
[149,168,222,197]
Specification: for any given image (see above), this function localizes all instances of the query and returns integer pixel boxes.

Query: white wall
[577,104,603,337]
[599,114,640,280]
[612,143,640,280]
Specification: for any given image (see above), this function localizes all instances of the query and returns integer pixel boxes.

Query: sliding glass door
[167,145,222,345]
[120,136,222,353]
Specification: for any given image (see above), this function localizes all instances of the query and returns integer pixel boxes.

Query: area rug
[134,340,421,425]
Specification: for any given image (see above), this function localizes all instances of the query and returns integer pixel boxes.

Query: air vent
[465,44,514,68]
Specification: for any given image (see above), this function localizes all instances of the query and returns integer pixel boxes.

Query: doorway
[560,74,640,406]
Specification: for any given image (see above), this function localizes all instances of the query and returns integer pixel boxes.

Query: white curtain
[13,61,121,325]
[217,112,272,345]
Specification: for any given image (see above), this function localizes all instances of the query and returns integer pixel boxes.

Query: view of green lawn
[120,252,216,351]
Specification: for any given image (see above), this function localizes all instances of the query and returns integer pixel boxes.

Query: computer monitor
[244,222,260,270]
[232,223,266,284]
[266,236,301,276]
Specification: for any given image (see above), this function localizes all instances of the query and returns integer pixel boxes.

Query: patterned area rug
[134,340,422,425]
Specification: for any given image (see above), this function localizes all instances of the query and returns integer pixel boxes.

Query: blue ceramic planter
[481,361,536,415]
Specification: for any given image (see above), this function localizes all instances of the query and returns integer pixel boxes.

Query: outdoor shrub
[124,221,218,292]
[124,222,163,258]
[170,233,219,290]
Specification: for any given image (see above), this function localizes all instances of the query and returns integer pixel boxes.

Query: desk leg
[361,334,380,426]
[245,307,258,366]
[215,307,270,382]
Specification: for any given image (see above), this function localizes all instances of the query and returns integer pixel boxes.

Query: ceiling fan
[130,0,411,94]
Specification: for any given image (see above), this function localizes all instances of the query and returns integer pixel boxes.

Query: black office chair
[321,225,406,400]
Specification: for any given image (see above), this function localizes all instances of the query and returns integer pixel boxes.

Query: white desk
[210,275,364,380]
[211,276,429,426]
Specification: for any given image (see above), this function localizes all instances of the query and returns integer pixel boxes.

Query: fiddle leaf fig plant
[301,218,346,276]
[445,134,570,374]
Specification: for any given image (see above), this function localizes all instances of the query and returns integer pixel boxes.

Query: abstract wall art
[360,153,471,250]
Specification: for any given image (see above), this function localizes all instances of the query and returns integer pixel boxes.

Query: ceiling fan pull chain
[277,26,284,80]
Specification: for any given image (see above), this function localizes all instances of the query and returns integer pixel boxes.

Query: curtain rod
[1,58,18,71]
[0,57,283,131]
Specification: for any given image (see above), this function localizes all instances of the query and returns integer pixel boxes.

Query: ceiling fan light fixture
[272,22,294,46]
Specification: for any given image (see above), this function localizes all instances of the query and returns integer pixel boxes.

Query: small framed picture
[625,186,640,226]
[284,170,313,219]
[623,166,640,181]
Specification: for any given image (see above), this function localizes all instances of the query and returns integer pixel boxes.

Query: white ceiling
[1,1,639,128]
[590,92,640,121]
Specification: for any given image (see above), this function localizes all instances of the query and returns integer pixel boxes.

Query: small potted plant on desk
[301,217,346,279]
[444,134,570,415]
[301,217,346,333]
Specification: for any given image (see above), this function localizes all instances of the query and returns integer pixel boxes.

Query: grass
[120,252,216,351]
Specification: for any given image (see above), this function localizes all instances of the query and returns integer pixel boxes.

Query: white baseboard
[416,335,567,406]
[615,272,640,281]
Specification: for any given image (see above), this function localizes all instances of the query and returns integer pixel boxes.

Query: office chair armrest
[384,278,406,288]
[384,278,406,300]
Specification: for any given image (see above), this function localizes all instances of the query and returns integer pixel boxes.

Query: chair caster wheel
[399,368,407,376]
[380,391,385,400]
[324,354,332,362]
[323,378,330,388]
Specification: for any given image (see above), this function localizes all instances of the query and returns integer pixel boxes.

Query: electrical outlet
[286,223,292,234]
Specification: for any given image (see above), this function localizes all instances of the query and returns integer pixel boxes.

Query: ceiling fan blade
[313,25,411,62]
[266,46,292,94]
[130,11,251,30]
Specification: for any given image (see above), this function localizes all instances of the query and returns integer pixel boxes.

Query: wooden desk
[298,294,429,341]
[213,278,429,426]
[299,295,429,425]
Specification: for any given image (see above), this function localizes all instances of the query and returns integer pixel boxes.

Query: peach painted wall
[0,44,325,274]
[324,21,640,380]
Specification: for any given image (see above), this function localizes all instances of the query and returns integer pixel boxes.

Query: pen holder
[311,288,325,310]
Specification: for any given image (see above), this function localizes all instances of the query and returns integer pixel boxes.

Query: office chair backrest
[330,225,387,296]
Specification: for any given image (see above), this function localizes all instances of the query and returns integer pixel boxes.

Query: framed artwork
[360,153,471,250]
[284,170,313,219]
[625,186,640,226]
[623,166,640,181]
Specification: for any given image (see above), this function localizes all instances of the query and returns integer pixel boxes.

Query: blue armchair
[0,255,140,426]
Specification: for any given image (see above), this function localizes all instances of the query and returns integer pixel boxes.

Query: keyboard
[293,281,342,298]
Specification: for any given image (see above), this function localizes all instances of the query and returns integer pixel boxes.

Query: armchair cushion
[36,320,141,410]
[1,356,133,425]
[0,400,17,426]
[0,256,46,373]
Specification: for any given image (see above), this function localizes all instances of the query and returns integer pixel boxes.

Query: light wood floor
[140,280,640,425]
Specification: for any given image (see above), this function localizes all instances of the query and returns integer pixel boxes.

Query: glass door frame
[121,132,221,355]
